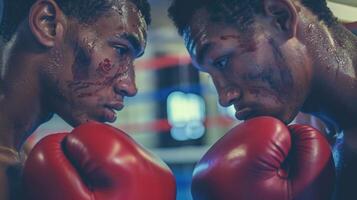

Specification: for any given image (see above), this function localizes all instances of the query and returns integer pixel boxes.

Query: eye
[213,55,231,70]
[114,45,129,56]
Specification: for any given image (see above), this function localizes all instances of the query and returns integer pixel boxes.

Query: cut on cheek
[67,78,113,98]
[240,65,290,94]
[72,35,100,80]
[238,60,294,104]
[66,58,131,98]
[96,58,115,75]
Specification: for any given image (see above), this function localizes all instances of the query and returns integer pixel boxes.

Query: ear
[28,0,66,47]
[262,0,298,39]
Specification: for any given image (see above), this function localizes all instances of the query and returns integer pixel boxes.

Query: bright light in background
[327,1,357,22]
[167,91,206,141]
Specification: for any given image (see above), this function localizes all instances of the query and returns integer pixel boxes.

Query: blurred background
[23,1,357,199]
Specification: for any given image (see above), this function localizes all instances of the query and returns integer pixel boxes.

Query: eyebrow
[117,33,145,57]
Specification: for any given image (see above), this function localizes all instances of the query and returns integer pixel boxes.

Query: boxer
[0,0,175,199]
[168,0,357,199]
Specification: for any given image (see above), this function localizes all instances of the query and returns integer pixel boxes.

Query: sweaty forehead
[183,8,242,60]
[111,0,147,28]
[78,0,148,54]
[109,0,147,37]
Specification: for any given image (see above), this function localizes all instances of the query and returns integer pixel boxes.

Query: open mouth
[102,103,123,122]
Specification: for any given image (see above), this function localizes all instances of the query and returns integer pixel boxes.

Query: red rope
[135,54,191,70]
[118,115,235,133]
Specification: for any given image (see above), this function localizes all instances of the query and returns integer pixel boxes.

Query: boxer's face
[184,9,312,123]
[44,1,147,126]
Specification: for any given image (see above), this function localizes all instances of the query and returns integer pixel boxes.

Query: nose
[211,74,241,107]
[218,86,241,107]
[113,68,138,97]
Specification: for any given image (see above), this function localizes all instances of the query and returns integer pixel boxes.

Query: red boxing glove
[23,122,176,200]
[192,116,335,200]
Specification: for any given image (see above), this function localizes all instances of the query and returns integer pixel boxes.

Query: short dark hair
[0,0,151,42]
[168,0,337,36]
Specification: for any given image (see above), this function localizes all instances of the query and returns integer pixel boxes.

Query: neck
[303,22,357,131]
[0,38,52,151]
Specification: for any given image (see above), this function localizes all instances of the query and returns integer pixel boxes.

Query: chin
[280,112,299,125]
[65,116,94,127]
[256,112,292,125]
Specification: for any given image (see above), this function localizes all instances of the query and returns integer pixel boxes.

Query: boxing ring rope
[119,115,235,133]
